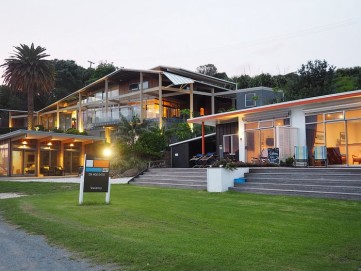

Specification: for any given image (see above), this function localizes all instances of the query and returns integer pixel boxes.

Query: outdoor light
[69,143,74,147]
[47,142,52,146]
[22,140,28,145]
[103,148,112,157]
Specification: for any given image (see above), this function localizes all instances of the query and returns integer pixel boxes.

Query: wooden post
[140,72,144,123]
[158,73,163,128]
[211,88,215,114]
[8,112,12,128]
[189,83,194,130]
[56,103,60,129]
[78,92,83,132]
[202,121,205,155]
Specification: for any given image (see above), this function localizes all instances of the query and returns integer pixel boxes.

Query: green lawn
[0,182,361,271]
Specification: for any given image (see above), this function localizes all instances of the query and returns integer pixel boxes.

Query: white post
[79,172,84,205]
[105,177,111,204]
[78,154,86,205]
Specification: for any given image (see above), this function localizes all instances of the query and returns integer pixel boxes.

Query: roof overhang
[188,89,361,126]
[0,130,105,144]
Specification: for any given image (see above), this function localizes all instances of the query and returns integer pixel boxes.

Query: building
[236,87,283,110]
[6,66,237,142]
[0,66,239,177]
[188,90,361,167]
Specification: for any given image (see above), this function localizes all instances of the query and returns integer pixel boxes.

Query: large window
[129,81,149,91]
[245,118,290,162]
[223,134,239,155]
[245,93,256,107]
[305,108,361,166]
[0,143,9,176]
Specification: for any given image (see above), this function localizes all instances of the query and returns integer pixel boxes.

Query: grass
[0,182,361,271]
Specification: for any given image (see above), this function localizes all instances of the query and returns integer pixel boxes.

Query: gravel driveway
[0,215,118,271]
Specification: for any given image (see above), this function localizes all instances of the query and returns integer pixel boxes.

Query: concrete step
[133,177,206,185]
[234,183,361,193]
[131,181,206,190]
[244,178,361,186]
[229,186,361,201]
[131,167,207,190]
[248,167,361,174]
[245,173,361,180]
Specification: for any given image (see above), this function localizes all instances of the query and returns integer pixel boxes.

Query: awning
[163,72,194,86]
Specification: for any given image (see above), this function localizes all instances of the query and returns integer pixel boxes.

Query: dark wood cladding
[216,122,238,155]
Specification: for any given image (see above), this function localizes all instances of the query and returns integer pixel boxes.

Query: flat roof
[169,133,216,147]
[188,89,361,126]
[0,129,104,143]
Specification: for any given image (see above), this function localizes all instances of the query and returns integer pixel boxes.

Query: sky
[1,0,361,84]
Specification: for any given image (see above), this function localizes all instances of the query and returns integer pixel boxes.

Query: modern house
[6,66,237,142]
[188,89,361,167]
[0,66,239,177]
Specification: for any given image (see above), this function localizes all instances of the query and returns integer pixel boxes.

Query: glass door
[11,150,23,175]
[246,130,260,162]
[325,121,346,165]
[346,119,361,165]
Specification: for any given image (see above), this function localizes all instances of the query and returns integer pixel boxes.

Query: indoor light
[47,142,52,146]
[22,140,28,145]
[69,143,74,147]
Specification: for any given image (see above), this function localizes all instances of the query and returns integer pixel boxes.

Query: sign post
[79,154,111,205]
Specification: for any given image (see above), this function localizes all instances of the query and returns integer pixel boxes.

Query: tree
[86,61,117,84]
[282,60,336,100]
[1,43,54,130]
[196,64,218,76]
[116,114,145,147]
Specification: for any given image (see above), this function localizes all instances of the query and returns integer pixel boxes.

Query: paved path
[0,216,118,271]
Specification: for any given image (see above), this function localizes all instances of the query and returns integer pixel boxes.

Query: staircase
[229,167,361,201]
[130,168,207,190]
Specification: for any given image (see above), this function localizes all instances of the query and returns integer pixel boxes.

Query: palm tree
[1,43,54,130]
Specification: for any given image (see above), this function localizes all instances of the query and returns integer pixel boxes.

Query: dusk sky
[1,0,361,83]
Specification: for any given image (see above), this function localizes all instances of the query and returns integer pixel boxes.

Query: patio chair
[327,147,345,165]
[313,146,327,167]
[252,149,269,164]
[190,154,204,167]
[352,153,361,164]
[294,146,308,167]
[196,152,216,168]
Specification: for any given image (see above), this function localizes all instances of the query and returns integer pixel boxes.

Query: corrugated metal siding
[163,72,194,85]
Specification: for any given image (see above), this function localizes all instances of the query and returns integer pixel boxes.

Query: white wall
[238,116,246,162]
[290,107,306,146]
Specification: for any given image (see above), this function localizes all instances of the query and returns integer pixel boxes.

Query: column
[211,88,215,115]
[140,72,144,123]
[105,79,109,122]
[78,92,83,132]
[189,83,194,130]
[56,103,60,129]
[8,112,12,128]
[158,73,163,128]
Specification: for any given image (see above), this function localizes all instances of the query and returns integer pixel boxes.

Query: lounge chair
[313,146,327,167]
[326,147,346,165]
[352,154,361,164]
[195,152,216,168]
[294,146,308,167]
[190,154,204,167]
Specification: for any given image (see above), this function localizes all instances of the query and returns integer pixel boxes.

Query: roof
[0,129,104,143]
[169,133,216,147]
[188,89,361,126]
[38,66,236,113]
